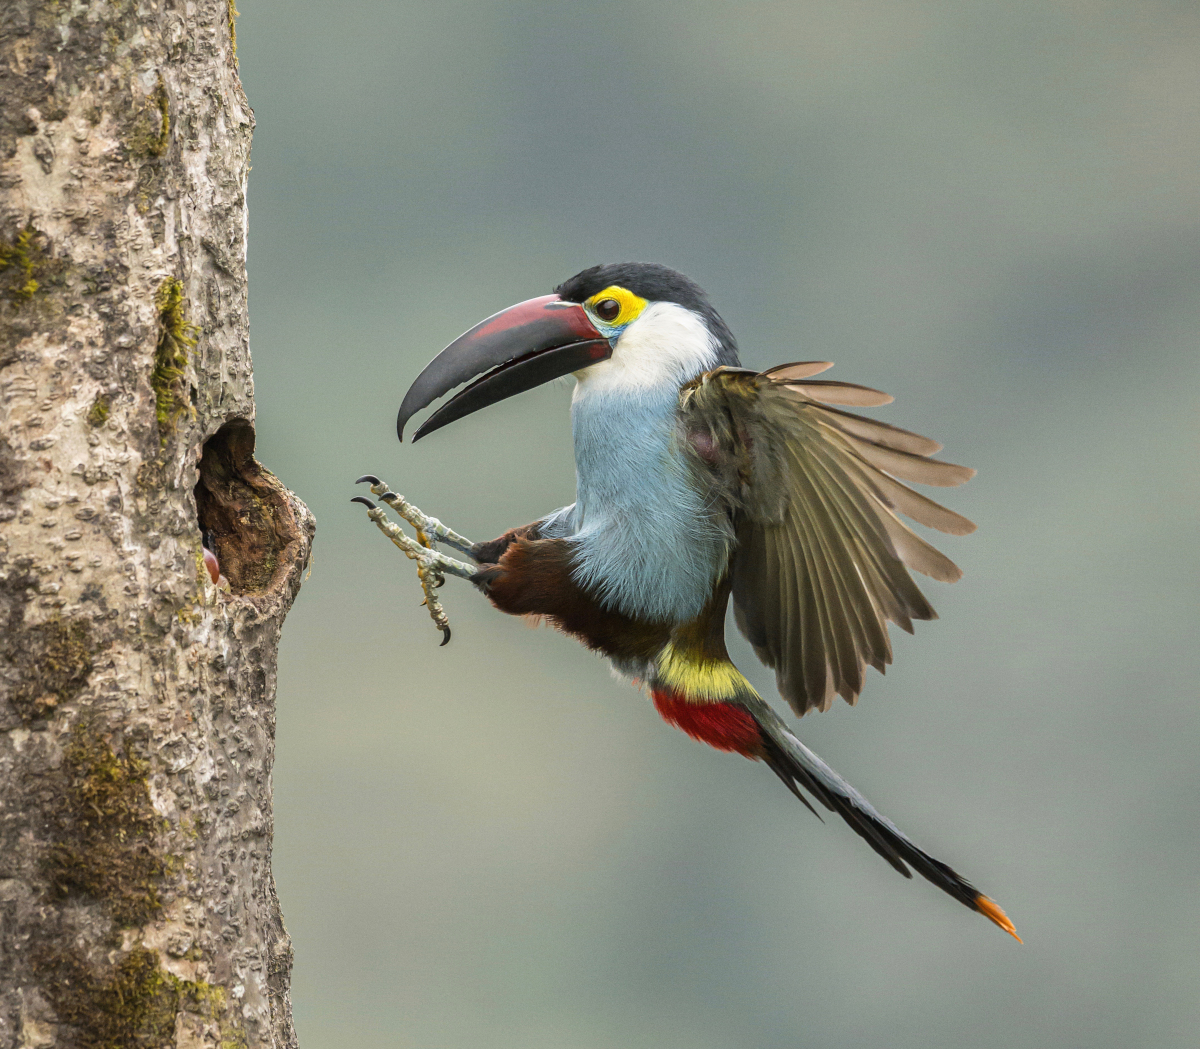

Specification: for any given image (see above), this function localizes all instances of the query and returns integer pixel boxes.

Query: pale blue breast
[539,383,732,623]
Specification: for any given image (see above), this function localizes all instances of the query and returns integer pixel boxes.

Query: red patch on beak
[652,690,764,757]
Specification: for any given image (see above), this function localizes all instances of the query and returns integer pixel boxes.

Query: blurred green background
[236,2,1200,1046]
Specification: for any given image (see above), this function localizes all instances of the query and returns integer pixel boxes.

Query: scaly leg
[351,476,478,645]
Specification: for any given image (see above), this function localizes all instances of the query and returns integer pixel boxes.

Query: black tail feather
[757,719,993,915]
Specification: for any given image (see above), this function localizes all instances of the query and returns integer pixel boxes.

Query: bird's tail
[752,705,1020,941]
[647,641,1018,940]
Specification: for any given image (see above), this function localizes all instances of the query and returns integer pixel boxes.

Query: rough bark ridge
[0,3,312,1047]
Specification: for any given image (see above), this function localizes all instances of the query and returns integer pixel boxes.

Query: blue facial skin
[590,315,624,348]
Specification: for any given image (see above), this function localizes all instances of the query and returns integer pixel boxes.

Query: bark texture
[0,3,312,1047]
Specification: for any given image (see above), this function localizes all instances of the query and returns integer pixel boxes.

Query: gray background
[236,2,1200,1046]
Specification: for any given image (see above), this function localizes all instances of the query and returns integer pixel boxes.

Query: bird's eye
[595,298,621,322]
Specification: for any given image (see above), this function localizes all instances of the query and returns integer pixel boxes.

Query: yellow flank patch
[586,285,648,327]
[655,644,759,702]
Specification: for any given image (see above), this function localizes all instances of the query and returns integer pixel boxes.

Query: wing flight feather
[679,367,974,716]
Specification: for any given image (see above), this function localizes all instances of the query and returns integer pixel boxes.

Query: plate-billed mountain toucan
[353,262,1018,940]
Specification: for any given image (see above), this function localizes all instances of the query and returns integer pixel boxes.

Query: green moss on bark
[127,78,170,158]
[87,394,111,427]
[34,728,245,1046]
[228,0,240,58]
[8,615,95,722]
[151,277,197,439]
[43,724,169,926]
[0,225,55,306]
[37,945,231,1049]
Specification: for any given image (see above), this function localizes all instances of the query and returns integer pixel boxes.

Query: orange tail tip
[975,895,1022,942]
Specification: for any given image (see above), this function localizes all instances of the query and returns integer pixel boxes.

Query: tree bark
[0,3,312,1047]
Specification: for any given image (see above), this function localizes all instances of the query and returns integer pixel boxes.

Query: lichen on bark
[0,2,311,1047]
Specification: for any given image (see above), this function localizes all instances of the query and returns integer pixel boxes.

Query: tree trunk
[0,3,312,1047]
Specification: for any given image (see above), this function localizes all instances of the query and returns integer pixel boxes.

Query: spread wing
[678,363,976,716]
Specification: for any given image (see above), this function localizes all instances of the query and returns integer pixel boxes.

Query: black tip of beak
[410,336,611,442]
[396,295,610,441]
[351,496,377,510]
[355,474,381,486]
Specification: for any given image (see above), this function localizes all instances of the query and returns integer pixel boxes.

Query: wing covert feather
[680,368,973,716]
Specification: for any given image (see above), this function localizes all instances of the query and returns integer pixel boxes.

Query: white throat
[573,301,719,397]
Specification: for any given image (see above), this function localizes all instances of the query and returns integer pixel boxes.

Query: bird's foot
[352,476,478,645]
[355,475,476,555]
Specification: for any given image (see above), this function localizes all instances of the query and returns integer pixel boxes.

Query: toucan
[354,262,1019,940]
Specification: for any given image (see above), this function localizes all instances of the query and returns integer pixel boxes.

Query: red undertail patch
[652,690,764,757]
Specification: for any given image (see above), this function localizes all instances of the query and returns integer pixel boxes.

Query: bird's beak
[396,294,611,441]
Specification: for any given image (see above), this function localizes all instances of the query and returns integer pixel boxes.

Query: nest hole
[194,420,297,595]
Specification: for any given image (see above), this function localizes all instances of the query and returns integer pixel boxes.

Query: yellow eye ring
[586,285,648,327]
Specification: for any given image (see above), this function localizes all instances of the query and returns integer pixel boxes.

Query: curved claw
[355,474,382,486]
[440,626,451,646]
[351,496,377,509]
